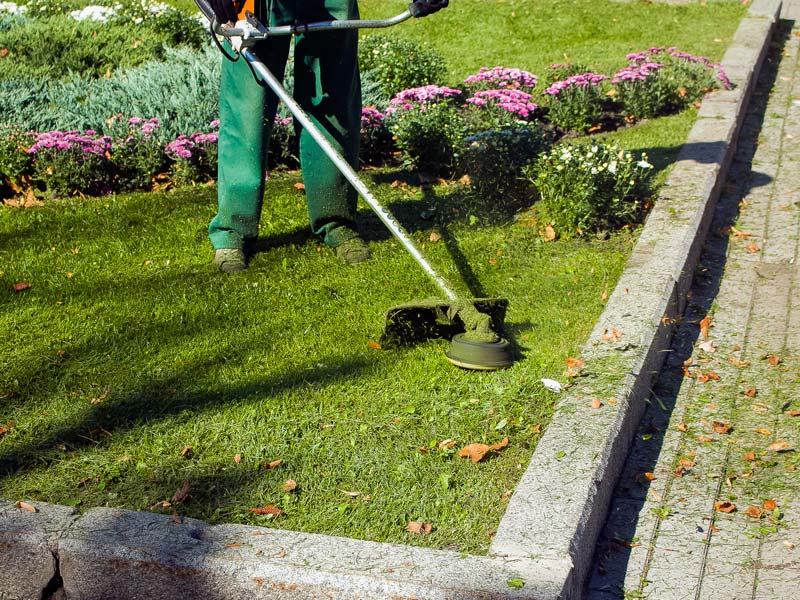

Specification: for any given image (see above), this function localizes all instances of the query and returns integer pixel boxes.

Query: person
[206,0,449,273]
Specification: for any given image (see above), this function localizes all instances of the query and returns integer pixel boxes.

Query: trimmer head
[445,334,514,371]
[380,298,508,349]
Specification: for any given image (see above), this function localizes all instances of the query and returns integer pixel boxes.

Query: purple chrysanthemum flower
[466,88,539,119]
[464,66,538,90]
[545,72,609,96]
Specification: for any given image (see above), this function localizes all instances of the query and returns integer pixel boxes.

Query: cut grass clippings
[1,171,631,553]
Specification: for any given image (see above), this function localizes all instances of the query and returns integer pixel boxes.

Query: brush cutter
[194,0,513,370]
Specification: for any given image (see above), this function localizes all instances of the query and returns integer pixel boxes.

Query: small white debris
[540,378,562,393]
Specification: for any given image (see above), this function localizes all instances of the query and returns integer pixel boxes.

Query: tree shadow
[585,18,791,598]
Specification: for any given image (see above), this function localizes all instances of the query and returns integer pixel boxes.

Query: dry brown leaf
[698,435,714,443]
[225,542,244,548]
[458,438,509,462]
[745,242,761,253]
[265,459,282,469]
[293,182,306,191]
[543,225,556,241]
[715,501,736,513]
[180,445,193,458]
[429,231,442,243]
[458,174,471,185]
[601,289,608,302]
[590,398,602,409]
[755,428,772,435]
[282,479,297,493]
[679,459,695,468]
[407,521,433,535]
[172,481,191,504]
[697,371,721,384]
[745,505,763,519]
[787,409,800,417]
[744,388,757,398]
[565,357,584,370]
[601,327,622,343]
[699,316,712,339]
[233,454,242,464]
[711,421,732,434]
[437,439,456,449]
[763,499,777,511]
[367,340,381,350]
[698,341,717,353]
[15,501,37,513]
[743,452,756,461]
[13,282,31,293]
[767,355,781,366]
[649,488,662,502]
[729,357,750,368]
[643,472,655,481]
[677,422,690,432]
[249,505,282,516]
[767,440,792,452]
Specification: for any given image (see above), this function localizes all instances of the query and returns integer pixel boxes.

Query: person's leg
[209,4,291,264]
[293,0,367,259]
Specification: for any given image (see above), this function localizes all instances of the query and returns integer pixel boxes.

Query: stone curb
[0,2,781,598]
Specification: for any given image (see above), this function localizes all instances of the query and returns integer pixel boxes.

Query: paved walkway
[586,3,800,599]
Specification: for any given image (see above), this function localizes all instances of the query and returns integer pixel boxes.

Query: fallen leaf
[150,501,172,509]
[225,542,244,548]
[699,316,712,339]
[565,357,584,370]
[458,438,509,462]
[601,290,608,302]
[367,340,381,350]
[15,501,37,513]
[745,505,763,519]
[755,428,772,435]
[783,540,795,550]
[698,341,717,353]
[437,438,456,449]
[428,231,442,243]
[89,388,110,405]
[745,242,761,253]
[590,398,602,409]
[729,357,750,368]
[458,174,471,185]
[276,549,286,558]
[711,421,732,434]
[767,440,792,452]
[679,459,695,468]
[172,482,191,504]
[407,521,433,534]
[265,459,282,469]
[767,355,781,366]
[13,282,31,293]
[249,505,282,516]
[787,409,800,417]
[180,445,193,458]
[233,454,242,464]
[282,479,297,493]
[698,435,714,443]
[744,388,757,398]
[643,472,655,481]
[764,500,778,511]
[293,182,305,191]
[715,501,736,513]
[743,452,756,461]
[543,225,556,241]
[697,371,720,383]
[677,422,690,432]
[649,488,662,502]
[602,327,622,343]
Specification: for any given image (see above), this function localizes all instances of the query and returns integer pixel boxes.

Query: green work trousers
[209,0,362,251]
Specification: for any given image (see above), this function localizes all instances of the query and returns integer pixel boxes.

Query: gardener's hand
[208,0,239,24]
[409,0,449,18]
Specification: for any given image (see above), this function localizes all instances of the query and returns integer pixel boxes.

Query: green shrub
[386,86,465,173]
[526,141,653,237]
[0,47,220,140]
[109,118,169,191]
[358,34,447,99]
[359,107,394,165]
[460,126,553,196]
[543,72,609,133]
[0,128,34,195]
[165,128,218,186]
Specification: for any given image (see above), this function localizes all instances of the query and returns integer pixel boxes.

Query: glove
[208,0,239,24]
[408,0,449,18]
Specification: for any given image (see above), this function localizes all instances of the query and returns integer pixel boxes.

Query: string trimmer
[194,0,513,370]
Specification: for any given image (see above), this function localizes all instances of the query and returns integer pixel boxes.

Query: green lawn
[0,0,745,552]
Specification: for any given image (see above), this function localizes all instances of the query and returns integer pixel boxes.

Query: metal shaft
[242,48,459,302]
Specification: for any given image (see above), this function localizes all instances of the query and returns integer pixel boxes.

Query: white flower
[0,2,26,15]
[608,161,617,174]
[636,159,653,169]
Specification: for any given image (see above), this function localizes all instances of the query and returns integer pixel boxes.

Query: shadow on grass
[585,19,790,598]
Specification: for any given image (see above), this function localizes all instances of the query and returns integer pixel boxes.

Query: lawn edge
[0,1,781,598]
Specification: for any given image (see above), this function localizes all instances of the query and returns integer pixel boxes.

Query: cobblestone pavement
[586,3,800,599]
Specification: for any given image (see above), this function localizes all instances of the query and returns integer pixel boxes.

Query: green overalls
[208,0,362,252]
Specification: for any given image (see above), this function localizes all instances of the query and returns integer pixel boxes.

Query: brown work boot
[334,236,371,265]
[214,248,247,273]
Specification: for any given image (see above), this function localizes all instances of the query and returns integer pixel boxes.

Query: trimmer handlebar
[194,0,418,47]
